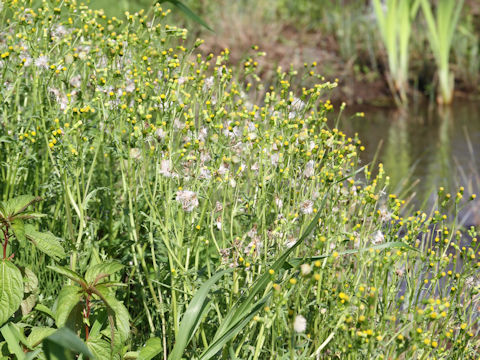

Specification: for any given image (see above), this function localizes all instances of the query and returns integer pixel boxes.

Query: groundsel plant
[0,0,479,359]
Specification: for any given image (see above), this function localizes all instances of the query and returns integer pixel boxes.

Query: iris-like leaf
[168,269,232,360]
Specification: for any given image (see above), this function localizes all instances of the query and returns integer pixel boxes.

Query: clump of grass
[420,0,465,105]
[372,0,420,105]
[0,1,479,359]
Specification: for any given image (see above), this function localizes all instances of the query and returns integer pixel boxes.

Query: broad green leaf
[25,226,65,261]
[87,335,112,360]
[95,286,130,342]
[48,265,85,286]
[169,269,231,360]
[138,337,163,360]
[0,323,26,360]
[0,260,23,326]
[43,327,94,360]
[161,0,213,31]
[11,219,25,242]
[85,262,124,285]
[4,196,41,217]
[55,286,83,328]
[27,327,56,348]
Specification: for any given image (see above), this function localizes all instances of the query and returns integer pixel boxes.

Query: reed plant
[372,0,420,105]
[420,0,465,104]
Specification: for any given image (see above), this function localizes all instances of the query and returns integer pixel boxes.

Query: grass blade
[168,269,232,360]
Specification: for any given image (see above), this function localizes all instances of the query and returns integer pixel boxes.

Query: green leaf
[85,262,124,285]
[43,327,94,360]
[87,335,112,360]
[25,226,65,261]
[3,196,41,217]
[198,296,269,360]
[285,241,417,268]
[0,260,23,326]
[161,0,213,31]
[0,323,26,360]
[35,304,55,319]
[138,337,163,360]
[55,286,83,328]
[168,269,232,360]
[27,327,56,348]
[11,219,25,243]
[48,265,86,286]
[14,212,46,220]
[95,286,130,342]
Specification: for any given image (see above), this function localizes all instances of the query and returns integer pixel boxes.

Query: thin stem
[2,227,8,260]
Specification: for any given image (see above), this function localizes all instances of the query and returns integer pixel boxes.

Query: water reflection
[338,101,480,220]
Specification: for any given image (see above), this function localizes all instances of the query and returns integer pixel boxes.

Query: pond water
[338,100,480,226]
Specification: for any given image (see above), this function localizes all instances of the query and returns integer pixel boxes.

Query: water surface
[338,101,480,224]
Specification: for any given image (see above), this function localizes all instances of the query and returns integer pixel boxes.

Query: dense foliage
[0,0,479,359]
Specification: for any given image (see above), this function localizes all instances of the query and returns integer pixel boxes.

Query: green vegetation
[372,0,419,105]
[0,1,479,359]
[170,0,479,106]
[420,0,465,104]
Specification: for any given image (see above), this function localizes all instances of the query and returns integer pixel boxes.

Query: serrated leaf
[0,260,23,326]
[94,286,130,342]
[138,337,163,360]
[27,327,56,348]
[48,265,85,286]
[85,262,124,285]
[43,327,94,360]
[25,226,65,261]
[15,212,46,220]
[87,335,113,360]
[4,196,41,217]
[55,286,83,328]
[11,219,25,242]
